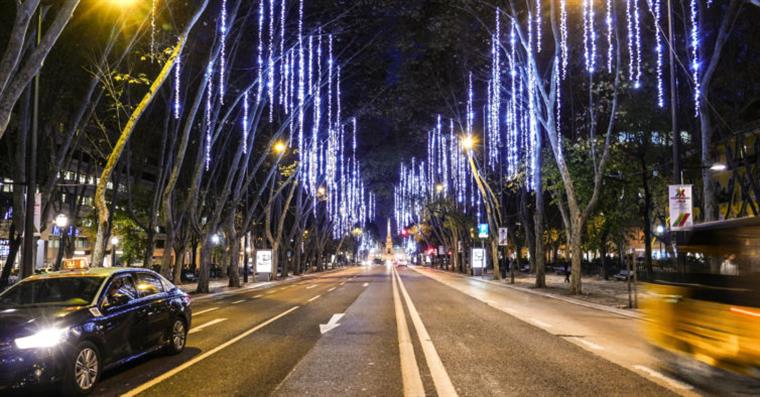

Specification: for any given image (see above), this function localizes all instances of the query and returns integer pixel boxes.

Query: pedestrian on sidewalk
[564,263,570,283]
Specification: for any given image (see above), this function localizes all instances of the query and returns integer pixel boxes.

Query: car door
[95,274,140,365]
[133,272,171,351]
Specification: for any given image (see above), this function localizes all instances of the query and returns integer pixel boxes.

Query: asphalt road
[78,265,683,397]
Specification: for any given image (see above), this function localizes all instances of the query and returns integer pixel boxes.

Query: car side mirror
[104,293,130,310]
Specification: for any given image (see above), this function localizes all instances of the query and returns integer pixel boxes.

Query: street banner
[438,245,446,255]
[256,250,273,273]
[471,248,486,269]
[477,223,489,239]
[668,185,693,230]
[498,227,508,246]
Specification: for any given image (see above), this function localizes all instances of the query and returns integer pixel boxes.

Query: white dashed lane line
[231,299,246,304]
[328,287,336,292]
[188,318,228,335]
[306,284,318,289]
[193,307,219,316]
[308,295,321,302]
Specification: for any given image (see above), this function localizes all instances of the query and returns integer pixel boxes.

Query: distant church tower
[385,218,393,256]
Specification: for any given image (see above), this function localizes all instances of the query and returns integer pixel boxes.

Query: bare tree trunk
[534,143,546,287]
[196,238,212,293]
[569,224,583,294]
[0,0,81,139]
[92,0,208,267]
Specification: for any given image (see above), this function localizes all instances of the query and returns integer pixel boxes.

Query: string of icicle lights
[172,0,374,237]
[394,0,708,231]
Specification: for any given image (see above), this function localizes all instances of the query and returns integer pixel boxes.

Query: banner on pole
[498,227,508,246]
[477,223,489,239]
[668,185,693,230]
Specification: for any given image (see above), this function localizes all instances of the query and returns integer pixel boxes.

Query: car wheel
[63,341,100,396]
[165,318,187,355]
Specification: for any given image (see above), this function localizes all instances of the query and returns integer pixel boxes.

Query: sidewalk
[465,269,640,317]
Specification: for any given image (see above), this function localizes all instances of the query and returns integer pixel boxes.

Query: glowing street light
[210,234,221,245]
[273,141,287,154]
[709,162,727,172]
[54,213,69,228]
[461,135,475,150]
[110,236,119,267]
[435,183,444,193]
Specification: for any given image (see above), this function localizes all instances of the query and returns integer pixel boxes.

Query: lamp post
[53,214,68,270]
[110,236,119,267]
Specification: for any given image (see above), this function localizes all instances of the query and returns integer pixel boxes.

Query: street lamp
[709,162,727,172]
[435,183,444,194]
[53,214,68,270]
[210,234,221,245]
[461,135,475,151]
[273,141,287,154]
[110,236,119,267]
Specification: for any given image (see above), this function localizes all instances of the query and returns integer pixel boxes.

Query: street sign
[438,245,446,255]
[498,227,508,246]
[471,248,486,269]
[477,223,489,239]
[668,185,693,230]
[256,250,273,273]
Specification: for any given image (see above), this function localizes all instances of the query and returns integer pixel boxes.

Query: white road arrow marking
[319,313,345,334]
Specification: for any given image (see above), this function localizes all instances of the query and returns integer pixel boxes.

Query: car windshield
[0,276,105,307]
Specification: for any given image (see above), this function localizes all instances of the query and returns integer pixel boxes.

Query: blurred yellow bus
[641,217,760,393]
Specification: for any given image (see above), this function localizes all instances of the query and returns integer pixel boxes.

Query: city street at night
[2,0,760,395]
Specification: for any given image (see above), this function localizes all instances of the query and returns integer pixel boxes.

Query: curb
[418,266,642,319]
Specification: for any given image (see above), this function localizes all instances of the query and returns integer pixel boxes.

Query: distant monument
[385,218,393,257]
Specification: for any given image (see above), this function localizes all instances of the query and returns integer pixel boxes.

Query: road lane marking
[328,287,336,292]
[391,265,425,396]
[362,282,369,287]
[319,313,344,334]
[578,339,604,350]
[531,319,553,328]
[122,306,299,397]
[231,299,246,304]
[633,365,694,390]
[188,318,228,335]
[193,307,219,316]
[306,284,318,289]
[308,294,321,302]
[340,282,346,286]
[253,294,264,298]
[393,268,458,397]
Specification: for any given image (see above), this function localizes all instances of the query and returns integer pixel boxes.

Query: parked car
[0,267,192,395]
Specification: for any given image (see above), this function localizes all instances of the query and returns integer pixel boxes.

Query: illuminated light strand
[173,46,181,119]
[280,0,286,107]
[626,0,635,81]
[589,0,597,73]
[560,0,568,79]
[606,0,613,73]
[219,0,227,103]
[633,0,642,88]
[205,63,213,171]
[257,0,264,103]
[535,0,542,53]
[268,0,276,122]
[242,90,249,154]
[654,0,665,107]
[583,0,591,73]
[690,0,700,116]
[555,56,563,156]
[297,0,305,163]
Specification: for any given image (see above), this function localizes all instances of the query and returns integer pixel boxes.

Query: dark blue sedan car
[0,267,192,395]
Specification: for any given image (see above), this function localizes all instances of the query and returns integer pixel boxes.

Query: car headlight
[15,327,70,350]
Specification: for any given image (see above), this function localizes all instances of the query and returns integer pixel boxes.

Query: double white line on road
[392,267,458,397]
